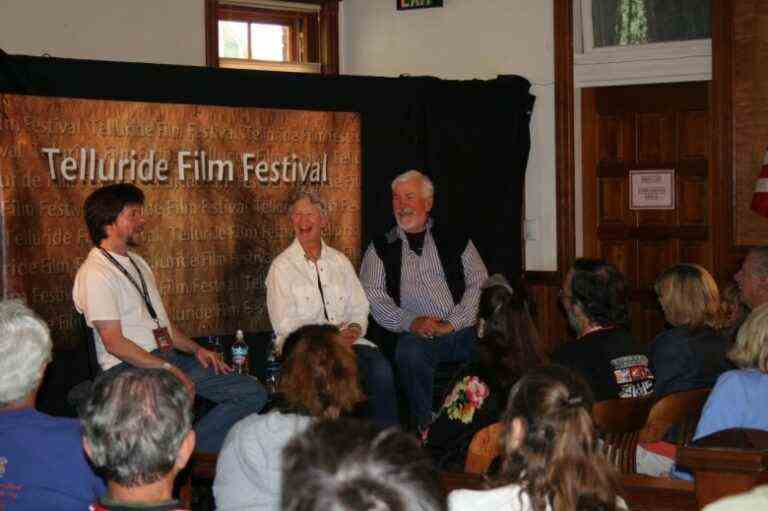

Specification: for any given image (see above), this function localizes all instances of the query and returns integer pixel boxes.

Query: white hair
[290,189,328,217]
[391,170,434,199]
[0,300,52,406]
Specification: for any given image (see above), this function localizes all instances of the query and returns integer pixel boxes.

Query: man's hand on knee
[432,320,455,337]
[409,316,442,338]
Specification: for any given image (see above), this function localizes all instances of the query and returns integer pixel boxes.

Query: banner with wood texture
[0,95,361,348]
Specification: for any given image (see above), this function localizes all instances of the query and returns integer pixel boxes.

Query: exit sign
[397,0,444,10]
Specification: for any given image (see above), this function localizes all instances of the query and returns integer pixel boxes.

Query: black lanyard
[99,248,159,323]
[315,261,330,321]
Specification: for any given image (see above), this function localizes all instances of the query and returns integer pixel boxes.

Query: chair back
[179,451,219,508]
[593,396,655,474]
[639,388,711,444]
[464,422,504,474]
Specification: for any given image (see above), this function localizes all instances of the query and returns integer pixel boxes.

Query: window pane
[219,21,249,58]
[592,0,710,47]
[250,23,290,62]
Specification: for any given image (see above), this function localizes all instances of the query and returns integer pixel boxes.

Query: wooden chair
[677,428,768,508]
[619,474,696,511]
[178,451,218,508]
[639,388,711,444]
[464,422,504,474]
[593,396,655,474]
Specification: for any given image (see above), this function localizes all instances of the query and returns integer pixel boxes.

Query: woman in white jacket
[449,365,627,511]
[214,324,364,511]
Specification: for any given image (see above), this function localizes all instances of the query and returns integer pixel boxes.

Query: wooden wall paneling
[636,110,677,227]
[731,1,768,248]
[681,241,710,266]
[679,177,708,225]
[528,282,571,358]
[637,112,676,163]
[318,1,340,75]
[598,115,624,162]
[638,240,676,290]
[598,177,628,224]
[679,110,710,159]
[205,0,219,67]
[711,0,750,283]
[583,88,599,257]
[600,240,634,285]
[554,0,576,276]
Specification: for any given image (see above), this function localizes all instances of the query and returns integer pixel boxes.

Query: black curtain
[0,54,534,281]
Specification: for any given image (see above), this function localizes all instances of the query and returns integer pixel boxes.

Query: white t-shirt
[449,485,628,511]
[73,247,171,370]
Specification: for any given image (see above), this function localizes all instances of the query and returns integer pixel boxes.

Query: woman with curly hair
[422,274,543,470]
[449,365,626,511]
[214,324,364,511]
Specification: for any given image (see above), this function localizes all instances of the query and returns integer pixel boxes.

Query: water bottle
[231,329,250,375]
[265,333,281,395]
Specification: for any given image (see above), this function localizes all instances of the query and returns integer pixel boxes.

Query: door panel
[583,82,711,344]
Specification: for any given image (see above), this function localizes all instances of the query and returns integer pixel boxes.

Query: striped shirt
[360,221,488,333]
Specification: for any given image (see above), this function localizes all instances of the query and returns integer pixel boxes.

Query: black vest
[372,224,469,307]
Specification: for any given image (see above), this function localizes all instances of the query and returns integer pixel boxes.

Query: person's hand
[410,316,441,338]
[165,364,196,396]
[339,324,362,347]
[432,320,455,337]
[195,346,233,374]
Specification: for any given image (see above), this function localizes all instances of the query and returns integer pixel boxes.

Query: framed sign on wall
[629,169,676,210]
[397,0,443,11]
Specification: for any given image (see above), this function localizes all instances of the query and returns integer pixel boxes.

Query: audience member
[73,183,265,452]
[720,280,750,342]
[266,190,397,427]
[649,264,732,398]
[214,324,364,511]
[282,418,446,511]
[552,258,654,401]
[693,303,768,440]
[0,299,105,511]
[636,264,733,476]
[703,485,768,511]
[448,365,627,511]
[734,246,768,309]
[423,274,543,470]
[81,367,194,511]
[360,169,488,429]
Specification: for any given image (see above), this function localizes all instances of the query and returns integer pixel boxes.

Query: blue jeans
[106,349,267,453]
[395,327,477,428]
[353,345,399,428]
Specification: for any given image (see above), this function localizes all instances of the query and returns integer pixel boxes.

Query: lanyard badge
[100,249,172,352]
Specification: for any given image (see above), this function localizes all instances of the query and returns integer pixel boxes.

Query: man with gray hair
[0,299,105,510]
[735,246,768,309]
[81,367,195,511]
[266,190,398,427]
[360,170,488,429]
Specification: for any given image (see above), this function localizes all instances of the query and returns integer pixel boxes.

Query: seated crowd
[4,178,768,510]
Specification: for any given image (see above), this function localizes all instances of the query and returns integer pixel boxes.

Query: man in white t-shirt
[73,184,266,453]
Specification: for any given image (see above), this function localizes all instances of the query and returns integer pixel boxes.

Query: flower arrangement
[444,376,490,424]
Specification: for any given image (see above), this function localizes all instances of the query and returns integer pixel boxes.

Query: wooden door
[582,82,712,344]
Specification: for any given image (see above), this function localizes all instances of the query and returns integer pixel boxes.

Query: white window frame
[573,0,711,87]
